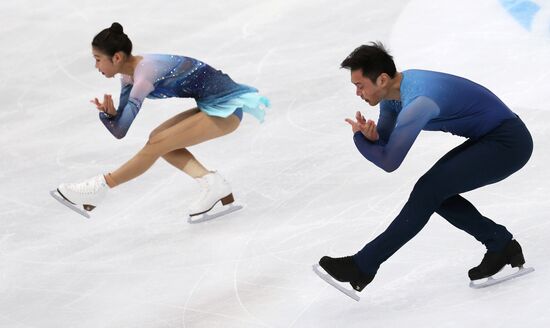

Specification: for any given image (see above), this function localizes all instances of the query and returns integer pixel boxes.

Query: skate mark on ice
[181,269,209,328]
[230,228,270,327]
[253,48,276,83]
[469,266,534,289]
[54,49,96,90]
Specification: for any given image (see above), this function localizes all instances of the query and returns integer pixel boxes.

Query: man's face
[351,69,384,106]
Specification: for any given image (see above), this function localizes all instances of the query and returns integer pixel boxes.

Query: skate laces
[191,172,231,206]
[70,176,103,195]
[194,176,210,203]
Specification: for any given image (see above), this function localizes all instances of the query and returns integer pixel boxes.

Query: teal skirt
[196,87,270,123]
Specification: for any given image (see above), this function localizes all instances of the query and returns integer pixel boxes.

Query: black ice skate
[313,256,374,301]
[468,239,534,289]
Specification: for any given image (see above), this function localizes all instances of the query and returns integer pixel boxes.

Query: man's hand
[91,94,117,117]
[345,111,379,141]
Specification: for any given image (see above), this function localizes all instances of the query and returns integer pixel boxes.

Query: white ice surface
[1,0,549,327]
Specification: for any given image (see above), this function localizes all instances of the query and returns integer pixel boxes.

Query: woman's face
[92,48,119,78]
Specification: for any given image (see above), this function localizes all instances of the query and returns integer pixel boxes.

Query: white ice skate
[187,171,243,223]
[50,174,108,218]
[469,266,535,289]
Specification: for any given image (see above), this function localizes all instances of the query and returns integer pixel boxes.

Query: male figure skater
[315,42,533,298]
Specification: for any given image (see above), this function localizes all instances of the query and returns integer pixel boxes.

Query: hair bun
[109,22,124,34]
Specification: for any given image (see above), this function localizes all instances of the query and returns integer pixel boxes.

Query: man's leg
[436,195,511,251]
[353,118,532,275]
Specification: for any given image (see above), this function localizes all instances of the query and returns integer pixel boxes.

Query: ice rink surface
[1,0,549,327]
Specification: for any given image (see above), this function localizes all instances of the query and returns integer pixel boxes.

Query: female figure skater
[55,22,269,217]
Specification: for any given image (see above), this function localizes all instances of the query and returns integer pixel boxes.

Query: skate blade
[469,266,535,289]
[187,203,243,224]
[312,264,360,301]
[49,190,91,219]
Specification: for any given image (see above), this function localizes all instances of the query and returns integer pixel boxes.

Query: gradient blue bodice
[99,54,257,139]
[354,69,516,172]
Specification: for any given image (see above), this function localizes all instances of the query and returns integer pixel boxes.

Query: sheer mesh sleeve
[353,96,440,172]
[99,69,155,139]
[374,100,400,146]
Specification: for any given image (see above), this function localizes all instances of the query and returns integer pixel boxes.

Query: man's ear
[377,73,390,87]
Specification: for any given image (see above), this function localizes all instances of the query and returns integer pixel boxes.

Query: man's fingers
[368,121,377,131]
[357,113,367,124]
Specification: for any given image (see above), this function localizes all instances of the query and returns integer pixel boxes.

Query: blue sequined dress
[99,54,270,139]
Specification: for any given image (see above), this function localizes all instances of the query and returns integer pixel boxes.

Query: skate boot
[319,256,374,291]
[313,256,374,301]
[468,239,525,280]
[188,171,235,217]
[55,174,109,213]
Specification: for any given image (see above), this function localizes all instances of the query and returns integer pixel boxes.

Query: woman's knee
[148,126,173,146]
[219,114,241,136]
[148,129,159,141]
[140,137,170,158]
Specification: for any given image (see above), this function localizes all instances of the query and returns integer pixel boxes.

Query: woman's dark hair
[340,42,396,83]
[92,22,133,57]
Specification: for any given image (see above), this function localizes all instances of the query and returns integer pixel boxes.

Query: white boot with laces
[188,171,234,216]
[57,174,109,211]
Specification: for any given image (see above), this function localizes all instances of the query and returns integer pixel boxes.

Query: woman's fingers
[90,98,104,111]
[107,96,115,113]
[103,95,109,107]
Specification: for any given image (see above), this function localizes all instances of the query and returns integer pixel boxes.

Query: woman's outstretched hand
[345,111,379,141]
[91,94,117,117]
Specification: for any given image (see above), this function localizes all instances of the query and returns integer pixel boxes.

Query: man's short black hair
[341,42,396,83]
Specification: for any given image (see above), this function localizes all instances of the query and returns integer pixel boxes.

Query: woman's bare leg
[148,108,209,178]
[160,148,207,178]
[107,110,240,188]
